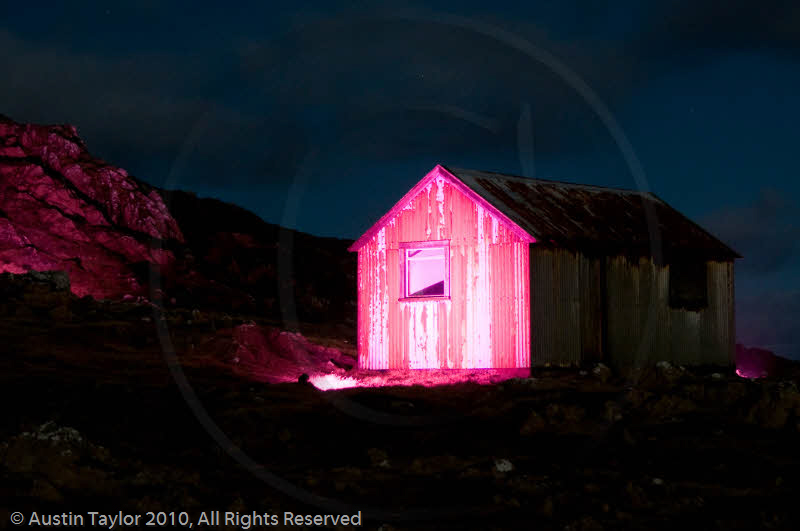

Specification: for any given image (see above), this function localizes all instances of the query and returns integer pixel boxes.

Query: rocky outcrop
[0,115,183,299]
[0,116,356,323]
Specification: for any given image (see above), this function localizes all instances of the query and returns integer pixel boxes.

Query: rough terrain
[2,274,800,530]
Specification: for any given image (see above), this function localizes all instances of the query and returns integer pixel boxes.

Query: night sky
[3,1,799,358]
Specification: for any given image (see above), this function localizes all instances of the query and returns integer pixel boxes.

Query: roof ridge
[446,166,651,195]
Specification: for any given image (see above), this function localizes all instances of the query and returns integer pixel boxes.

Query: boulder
[207,323,355,383]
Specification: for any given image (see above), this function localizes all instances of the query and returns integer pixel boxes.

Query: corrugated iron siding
[679,260,734,365]
[605,255,672,365]
[530,249,735,366]
[357,176,530,369]
[530,248,602,365]
[605,257,734,365]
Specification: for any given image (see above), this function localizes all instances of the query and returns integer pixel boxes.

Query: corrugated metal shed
[447,167,740,262]
[351,164,739,369]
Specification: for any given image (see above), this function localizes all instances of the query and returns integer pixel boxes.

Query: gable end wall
[357,175,530,369]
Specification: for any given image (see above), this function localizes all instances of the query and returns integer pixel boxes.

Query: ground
[2,303,800,531]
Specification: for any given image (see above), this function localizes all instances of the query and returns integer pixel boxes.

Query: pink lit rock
[308,368,529,390]
[209,323,527,388]
[735,344,788,379]
[0,116,183,299]
[209,323,356,383]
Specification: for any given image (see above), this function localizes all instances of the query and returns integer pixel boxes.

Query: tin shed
[348,165,739,369]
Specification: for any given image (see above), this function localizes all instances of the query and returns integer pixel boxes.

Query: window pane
[407,247,445,296]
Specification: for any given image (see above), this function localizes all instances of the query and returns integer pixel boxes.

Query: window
[669,260,708,310]
[400,241,449,299]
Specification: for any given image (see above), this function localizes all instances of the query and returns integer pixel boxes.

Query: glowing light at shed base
[736,368,767,379]
[309,374,361,391]
[309,369,529,391]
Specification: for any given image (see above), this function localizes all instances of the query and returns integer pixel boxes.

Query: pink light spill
[309,368,529,391]
[735,345,779,379]
[735,368,767,379]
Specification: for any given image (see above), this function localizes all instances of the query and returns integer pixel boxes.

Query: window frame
[398,240,450,301]
[668,259,709,311]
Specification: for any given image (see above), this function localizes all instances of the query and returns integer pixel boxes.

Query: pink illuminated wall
[353,166,531,370]
[405,247,446,296]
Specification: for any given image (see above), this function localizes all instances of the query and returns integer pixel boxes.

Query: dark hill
[155,187,356,323]
[0,115,355,324]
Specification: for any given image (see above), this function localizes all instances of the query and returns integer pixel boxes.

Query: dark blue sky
[3,1,799,357]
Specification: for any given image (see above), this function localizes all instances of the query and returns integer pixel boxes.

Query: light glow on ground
[736,368,767,379]
[309,369,530,391]
[309,374,362,390]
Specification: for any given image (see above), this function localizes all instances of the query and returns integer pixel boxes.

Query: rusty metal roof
[446,167,740,261]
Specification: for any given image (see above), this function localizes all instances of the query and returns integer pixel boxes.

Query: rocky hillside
[0,115,183,299]
[0,116,355,323]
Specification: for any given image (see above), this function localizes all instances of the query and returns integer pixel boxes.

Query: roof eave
[437,165,537,244]
[644,191,742,260]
